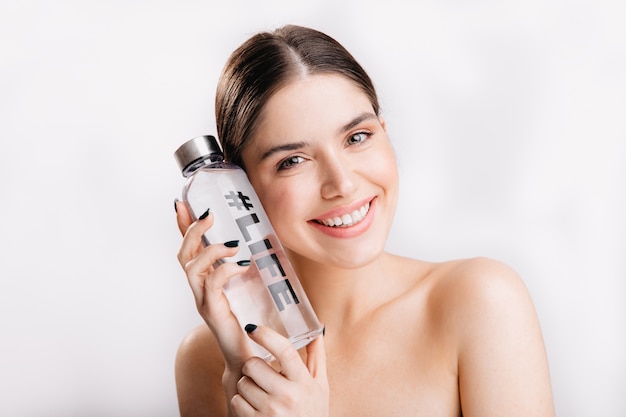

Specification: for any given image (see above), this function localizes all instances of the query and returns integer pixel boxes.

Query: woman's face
[241,74,399,269]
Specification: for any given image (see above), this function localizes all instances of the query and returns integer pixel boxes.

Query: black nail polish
[224,240,239,248]
[198,208,210,220]
[237,260,251,267]
[244,324,257,334]
[174,198,179,213]
[322,326,326,336]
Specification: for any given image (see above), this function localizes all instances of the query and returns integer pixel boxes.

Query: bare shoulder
[436,256,524,286]
[429,257,531,314]
[425,257,555,416]
[175,324,227,417]
[427,256,542,343]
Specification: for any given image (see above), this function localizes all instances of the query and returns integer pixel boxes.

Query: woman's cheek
[260,186,301,229]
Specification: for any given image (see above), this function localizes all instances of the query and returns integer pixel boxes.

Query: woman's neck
[287,250,399,329]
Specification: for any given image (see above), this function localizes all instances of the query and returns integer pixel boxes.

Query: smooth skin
[175,74,555,417]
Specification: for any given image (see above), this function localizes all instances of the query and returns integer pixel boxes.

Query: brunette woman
[174,24,555,417]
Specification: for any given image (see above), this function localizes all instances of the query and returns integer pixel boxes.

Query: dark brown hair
[215,24,380,168]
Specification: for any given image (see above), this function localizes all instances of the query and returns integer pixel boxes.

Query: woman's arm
[451,258,555,416]
[175,324,228,417]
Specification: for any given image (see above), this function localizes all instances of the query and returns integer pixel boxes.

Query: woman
[174,25,555,417]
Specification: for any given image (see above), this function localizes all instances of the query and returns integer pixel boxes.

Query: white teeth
[319,202,370,227]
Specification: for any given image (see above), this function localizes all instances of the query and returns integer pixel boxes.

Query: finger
[236,374,269,412]
[177,209,213,266]
[184,241,240,281]
[185,248,243,308]
[244,325,308,381]
[174,199,194,236]
[305,329,328,384]
[239,355,285,403]
[230,393,256,417]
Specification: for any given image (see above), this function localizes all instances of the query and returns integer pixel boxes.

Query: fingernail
[237,259,251,267]
[174,198,179,213]
[224,240,239,248]
[199,208,210,220]
[244,324,257,334]
[322,326,326,336]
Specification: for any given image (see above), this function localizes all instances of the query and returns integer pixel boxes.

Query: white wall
[1,1,624,416]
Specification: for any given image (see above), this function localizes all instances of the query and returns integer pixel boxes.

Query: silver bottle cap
[174,135,224,177]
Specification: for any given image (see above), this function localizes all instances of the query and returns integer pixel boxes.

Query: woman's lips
[308,197,376,238]
[316,201,370,227]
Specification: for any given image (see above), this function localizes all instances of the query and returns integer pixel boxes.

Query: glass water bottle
[174,135,323,360]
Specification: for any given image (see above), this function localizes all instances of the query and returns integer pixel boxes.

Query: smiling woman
[243,74,397,255]
[173,24,555,417]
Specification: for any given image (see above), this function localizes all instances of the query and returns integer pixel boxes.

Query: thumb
[306,328,328,384]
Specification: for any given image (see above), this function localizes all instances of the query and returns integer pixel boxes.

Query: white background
[1,1,624,416]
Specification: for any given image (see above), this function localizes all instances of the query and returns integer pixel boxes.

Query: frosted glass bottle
[174,135,323,360]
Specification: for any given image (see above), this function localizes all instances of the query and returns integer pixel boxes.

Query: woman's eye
[278,155,305,170]
[347,132,370,145]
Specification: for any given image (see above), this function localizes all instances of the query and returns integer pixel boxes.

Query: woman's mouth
[314,201,371,228]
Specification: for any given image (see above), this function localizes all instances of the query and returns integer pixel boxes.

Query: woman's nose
[320,156,357,199]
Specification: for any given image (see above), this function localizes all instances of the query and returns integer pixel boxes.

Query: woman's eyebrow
[259,141,309,161]
[338,112,378,134]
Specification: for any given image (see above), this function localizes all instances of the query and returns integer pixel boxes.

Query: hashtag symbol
[224,190,254,211]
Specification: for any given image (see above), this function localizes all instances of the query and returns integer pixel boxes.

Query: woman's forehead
[256,74,374,135]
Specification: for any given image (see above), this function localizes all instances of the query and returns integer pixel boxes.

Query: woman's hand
[231,325,329,417]
[175,201,253,387]
[175,201,329,416]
